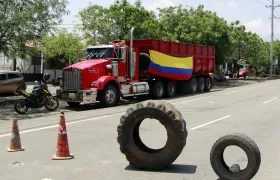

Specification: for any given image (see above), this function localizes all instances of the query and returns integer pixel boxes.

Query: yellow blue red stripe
[147,50,193,81]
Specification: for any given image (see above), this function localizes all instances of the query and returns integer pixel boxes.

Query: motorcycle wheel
[14,99,29,114]
[45,97,59,111]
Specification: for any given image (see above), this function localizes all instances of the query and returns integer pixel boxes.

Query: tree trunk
[13,58,16,71]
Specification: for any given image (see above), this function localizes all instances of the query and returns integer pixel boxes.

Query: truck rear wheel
[165,80,176,98]
[185,78,197,94]
[151,79,165,99]
[197,77,205,93]
[205,76,213,92]
[100,84,120,107]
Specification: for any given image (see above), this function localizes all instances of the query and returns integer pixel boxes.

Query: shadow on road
[125,164,197,174]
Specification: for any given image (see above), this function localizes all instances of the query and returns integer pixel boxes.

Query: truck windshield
[86,48,113,59]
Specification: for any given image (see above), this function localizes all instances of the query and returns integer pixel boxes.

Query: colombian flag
[147,50,193,81]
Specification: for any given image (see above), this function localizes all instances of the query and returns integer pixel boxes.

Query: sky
[61,0,280,42]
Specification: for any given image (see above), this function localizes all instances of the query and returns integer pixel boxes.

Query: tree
[0,0,69,57]
[77,0,161,44]
[40,30,85,64]
[157,5,231,64]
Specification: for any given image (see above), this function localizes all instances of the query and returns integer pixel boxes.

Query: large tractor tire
[210,133,261,180]
[117,100,188,170]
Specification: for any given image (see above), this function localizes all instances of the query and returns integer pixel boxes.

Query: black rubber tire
[100,84,120,107]
[210,133,261,180]
[185,78,197,94]
[45,97,59,111]
[14,99,28,114]
[151,79,165,99]
[66,102,81,107]
[117,100,188,170]
[204,76,213,92]
[197,77,205,93]
[164,80,176,98]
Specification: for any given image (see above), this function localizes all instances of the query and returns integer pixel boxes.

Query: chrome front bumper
[59,90,97,104]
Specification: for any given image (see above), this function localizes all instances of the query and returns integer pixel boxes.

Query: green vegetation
[1,0,280,73]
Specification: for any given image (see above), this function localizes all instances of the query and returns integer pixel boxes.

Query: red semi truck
[57,27,215,107]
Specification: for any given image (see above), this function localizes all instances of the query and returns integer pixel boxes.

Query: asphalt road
[0,79,280,179]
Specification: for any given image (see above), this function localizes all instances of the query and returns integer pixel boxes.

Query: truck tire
[165,80,176,98]
[66,102,81,107]
[100,84,120,107]
[197,77,205,93]
[204,76,213,92]
[185,78,197,94]
[151,79,165,99]
[210,133,261,180]
[117,100,188,170]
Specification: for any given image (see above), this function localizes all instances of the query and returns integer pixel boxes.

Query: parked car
[233,68,249,78]
[0,70,26,94]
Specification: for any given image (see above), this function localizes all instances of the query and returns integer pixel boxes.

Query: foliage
[0,0,69,58]
[77,0,162,44]
[40,29,85,63]
[2,0,276,72]
[157,5,231,64]
[77,1,273,70]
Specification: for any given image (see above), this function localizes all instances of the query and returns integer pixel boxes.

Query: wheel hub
[106,89,116,103]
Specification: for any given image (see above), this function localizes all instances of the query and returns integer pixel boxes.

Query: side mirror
[120,47,127,60]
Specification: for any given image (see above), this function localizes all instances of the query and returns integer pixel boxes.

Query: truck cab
[58,40,140,107]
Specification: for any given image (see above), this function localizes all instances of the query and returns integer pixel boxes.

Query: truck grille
[63,69,81,90]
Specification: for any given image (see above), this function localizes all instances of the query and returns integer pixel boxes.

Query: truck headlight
[106,64,112,69]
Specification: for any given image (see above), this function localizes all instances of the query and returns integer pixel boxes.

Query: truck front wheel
[100,84,120,107]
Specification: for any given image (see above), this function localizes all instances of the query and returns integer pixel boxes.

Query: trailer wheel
[210,133,261,180]
[117,100,188,170]
[100,84,120,107]
[204,76,213,92]
[185,78,197,94]
[165,80,176,98]
[151,79,165,99]
[197,77,205,93]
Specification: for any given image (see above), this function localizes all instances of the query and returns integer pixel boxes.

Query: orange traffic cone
[7,119,25,152]
[52,112,74,160]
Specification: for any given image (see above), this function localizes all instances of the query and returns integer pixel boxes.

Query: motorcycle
[14,80,59,114]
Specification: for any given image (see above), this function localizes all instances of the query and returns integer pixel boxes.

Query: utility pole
[266,0,280,77]
[93,30,98,44]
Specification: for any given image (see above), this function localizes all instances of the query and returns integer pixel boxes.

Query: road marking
[263,97,278,104]
[0,80,279,138]
[173,80,280,104]
[190,115,231,130]
[0,113,124,138]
